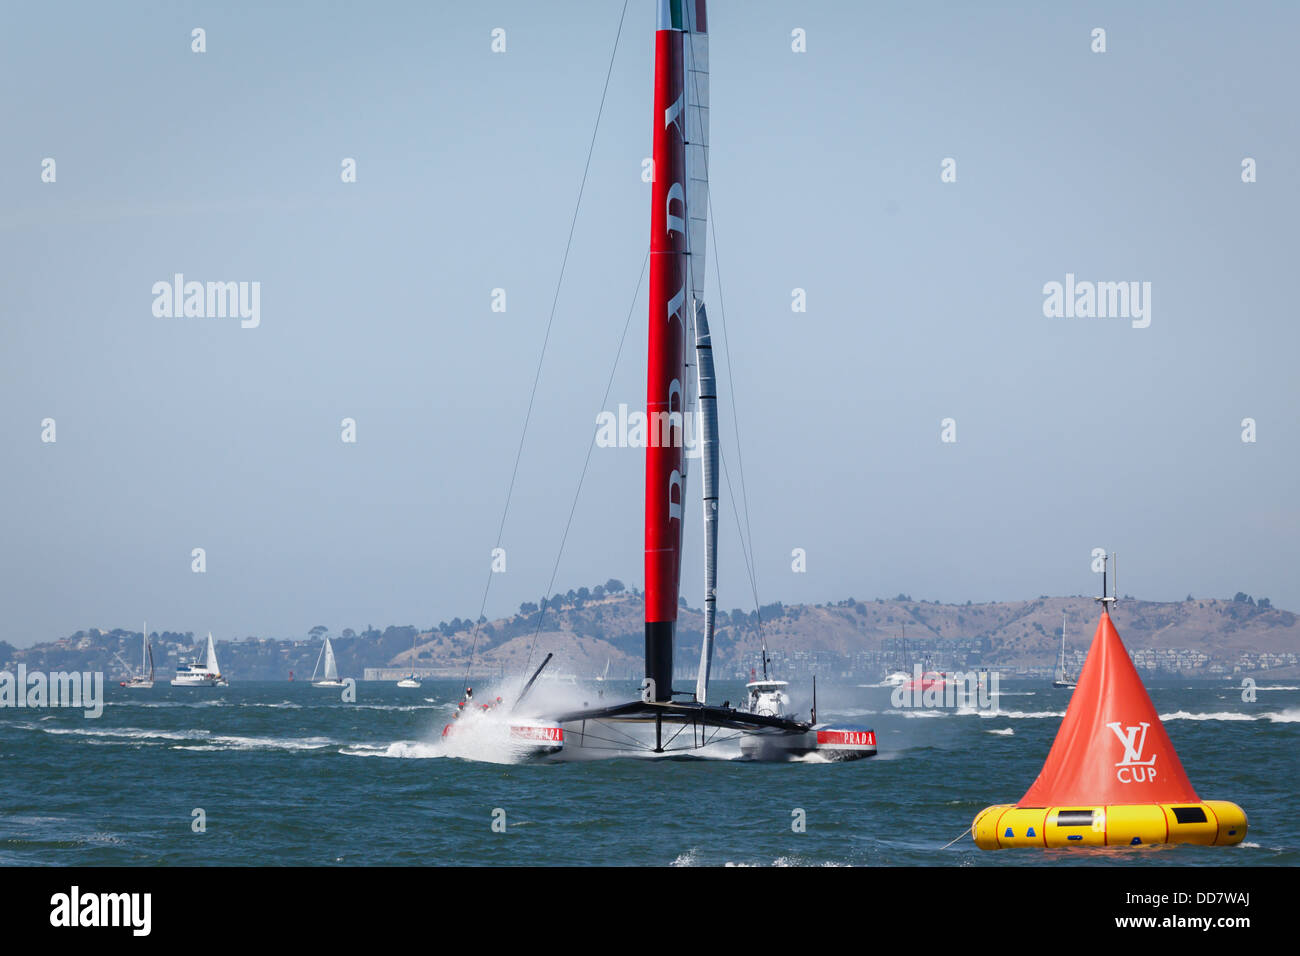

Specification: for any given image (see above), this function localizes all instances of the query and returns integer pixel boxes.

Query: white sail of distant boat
[1053,610,1076,689]
[312,636,345,687]
[397,631,421,688]
[121,621,155,688]
[171,631,226,687]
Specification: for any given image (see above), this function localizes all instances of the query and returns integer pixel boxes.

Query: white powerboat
[735,673,877,761]
[171,632,226,687]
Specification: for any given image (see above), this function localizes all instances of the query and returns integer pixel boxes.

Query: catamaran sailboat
[120,622,155,689]
[171,632,226,687]
[1053,610,1077,689]
[311,636,346,688]
[476,2,875,761]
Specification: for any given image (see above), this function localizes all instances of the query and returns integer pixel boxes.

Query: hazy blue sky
[3,1,1297,647]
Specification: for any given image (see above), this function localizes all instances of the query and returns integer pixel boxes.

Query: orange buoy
[973,601,1246,849]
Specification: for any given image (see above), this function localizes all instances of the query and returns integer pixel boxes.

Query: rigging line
[520,246,651,680]
[940,827,974,850]
[720,449,769,667]
[707,199,770,661]
[564,727,657,752]
[581,719,657,750]
[460,0,632,692]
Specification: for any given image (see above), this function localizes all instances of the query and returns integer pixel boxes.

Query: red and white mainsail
[645,0,709,701]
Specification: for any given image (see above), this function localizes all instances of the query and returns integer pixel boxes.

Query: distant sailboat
[311,636,346,688]
[881,626,910,687]
[1053,610,1077,689]
[171,632,226,687]
[397,631,421,688]
[120,622,155,689]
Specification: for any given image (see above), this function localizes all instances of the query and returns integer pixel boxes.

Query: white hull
[554,715,877,762]
[738,725,877,761]
[557,715,736,760]
[312,680,346,688]
[171,677,221,687]
[121,680,154,689]
[396,679,421,688]
[441,715,564,760]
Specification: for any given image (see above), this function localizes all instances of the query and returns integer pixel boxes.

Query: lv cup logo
[1107,720,1157,783]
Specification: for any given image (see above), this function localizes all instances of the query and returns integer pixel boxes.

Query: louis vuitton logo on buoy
[1107,720,1158,783]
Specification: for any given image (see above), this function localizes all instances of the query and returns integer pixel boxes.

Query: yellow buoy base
[972,800,1247,849]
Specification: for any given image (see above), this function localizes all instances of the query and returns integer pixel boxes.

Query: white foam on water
[42,726,206,741]
[241,701,302,709]
[726,857,847,867]
[671,848,701,867]
[109,699,224,709]
[351,703,439,712]
[173,734,338,752]
[1160,710,1253,721]
[342,741,445,759]
[985,728,1015,735]
[437,708,551,765]
[1149,708,1299,723]
[789,751,833,763]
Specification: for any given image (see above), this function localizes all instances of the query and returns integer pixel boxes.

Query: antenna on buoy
[1096,551,1117,609]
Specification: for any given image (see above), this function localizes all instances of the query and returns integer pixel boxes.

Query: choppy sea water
[0,678,1294,866]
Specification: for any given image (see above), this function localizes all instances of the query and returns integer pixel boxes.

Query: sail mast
[645,0,706,701]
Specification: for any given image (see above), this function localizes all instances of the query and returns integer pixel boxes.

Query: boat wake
[34,724,344,752]
[341,741,445,759]
[173,734,338,752]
